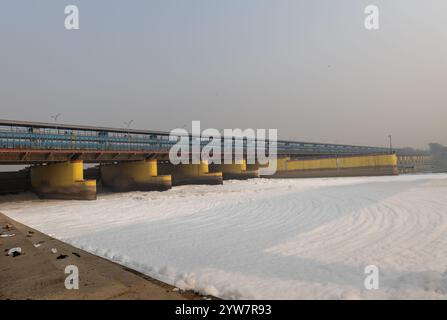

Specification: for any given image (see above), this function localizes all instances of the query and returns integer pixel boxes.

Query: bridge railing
[0,123,392,156]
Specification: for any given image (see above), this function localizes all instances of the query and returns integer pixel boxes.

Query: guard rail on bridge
[0,119,426,164]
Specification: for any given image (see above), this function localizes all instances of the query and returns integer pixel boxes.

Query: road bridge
[0,119,418,164]
[0,119,431,200]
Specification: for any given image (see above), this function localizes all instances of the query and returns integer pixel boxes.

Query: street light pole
[124,120,133,150]
[388,134,393,153]
[124,120,133,130]
[51,113,61,134]
[51,113,61,123]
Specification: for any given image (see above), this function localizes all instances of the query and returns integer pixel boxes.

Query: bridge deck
[0,119,426,164]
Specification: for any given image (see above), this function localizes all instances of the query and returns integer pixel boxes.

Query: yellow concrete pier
[210,159,260,180]
[158,161,223,186]
[100,160,171,192]
[30,160,96,200]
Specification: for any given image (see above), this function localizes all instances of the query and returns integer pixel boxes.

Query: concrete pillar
[158,161,223,186]
[30,160,96,200]
[209,159,259,180]
[100,160,171,192]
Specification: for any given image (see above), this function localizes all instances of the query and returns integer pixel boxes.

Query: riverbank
[0,212,207,300]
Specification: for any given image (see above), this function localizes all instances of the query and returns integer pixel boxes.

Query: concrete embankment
[0,212,209,300]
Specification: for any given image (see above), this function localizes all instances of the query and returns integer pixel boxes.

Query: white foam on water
[2,174,447,299]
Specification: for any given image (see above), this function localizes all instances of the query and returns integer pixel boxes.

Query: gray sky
[1,0,446,149]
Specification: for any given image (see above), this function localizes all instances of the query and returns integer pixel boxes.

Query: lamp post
[51,113,61,135]
[124,120,133,129]
[51,113,61,123]
[388,134,393,153]
[124,120,133,150]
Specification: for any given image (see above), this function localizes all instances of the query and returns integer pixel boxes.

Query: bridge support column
[158,161,223,186]
[210,159,259,180]
[30,160,96,200]
[100,160,171,192]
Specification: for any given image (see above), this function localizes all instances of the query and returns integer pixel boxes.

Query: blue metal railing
[0,123,392,156]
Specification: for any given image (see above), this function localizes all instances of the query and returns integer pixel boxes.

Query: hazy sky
[1,0,446,148]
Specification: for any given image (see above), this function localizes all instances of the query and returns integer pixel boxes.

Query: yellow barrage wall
[30,160,96,200]
[101,160,171,191]
[337,154,397,168]
[276,157,291,171]
[277,154,398,172]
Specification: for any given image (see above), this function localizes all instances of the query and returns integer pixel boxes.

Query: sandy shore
[0,212,207,300]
